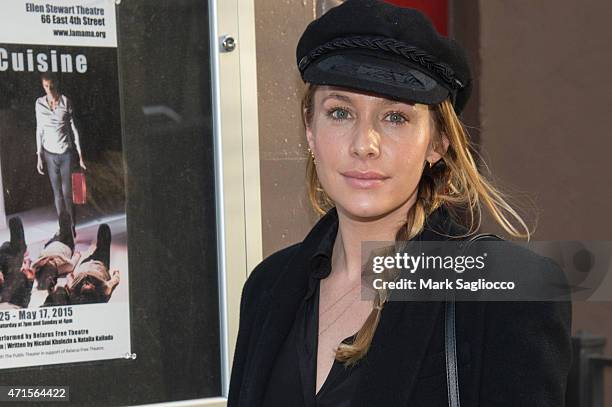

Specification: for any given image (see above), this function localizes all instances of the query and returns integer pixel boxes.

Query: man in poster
[35,73,86,238]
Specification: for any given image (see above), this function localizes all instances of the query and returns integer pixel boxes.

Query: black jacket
[228,207,573,406]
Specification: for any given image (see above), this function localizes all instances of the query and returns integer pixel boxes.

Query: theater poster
[0,0,131,369]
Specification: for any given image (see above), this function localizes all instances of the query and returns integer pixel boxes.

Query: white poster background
[0,0,117,47]
[0,0,130,370]
[0,303,131,369]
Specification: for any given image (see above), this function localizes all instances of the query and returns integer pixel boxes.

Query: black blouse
[229,206,573,407]
[262,218,361,407]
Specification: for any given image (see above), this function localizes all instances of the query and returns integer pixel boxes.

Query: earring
[308,147,317,164]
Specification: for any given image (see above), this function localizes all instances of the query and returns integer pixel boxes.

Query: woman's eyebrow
[322,93,352,103]
[380,98,416,108]
[321,93,416,109]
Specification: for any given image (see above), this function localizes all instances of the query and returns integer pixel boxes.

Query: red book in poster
[72,172,87,205]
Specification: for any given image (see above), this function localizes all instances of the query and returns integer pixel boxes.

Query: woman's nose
[350,121,381,159]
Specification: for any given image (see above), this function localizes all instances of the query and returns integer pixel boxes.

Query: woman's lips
[341,170,389,189]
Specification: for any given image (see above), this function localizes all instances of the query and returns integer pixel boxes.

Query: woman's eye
[385,112,407,124]
[328,108,350,121]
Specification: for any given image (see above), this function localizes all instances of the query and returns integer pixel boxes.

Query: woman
[229,1,572,406]
[35,73,86,238]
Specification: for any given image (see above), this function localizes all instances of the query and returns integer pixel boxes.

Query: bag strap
[446,233,502,407]
[459,232,502,252]
[445,299,460,407]
[468,233,502,241]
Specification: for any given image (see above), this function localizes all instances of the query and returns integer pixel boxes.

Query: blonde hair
[302,84,532,366]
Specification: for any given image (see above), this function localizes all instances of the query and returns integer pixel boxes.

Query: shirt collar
[308,215,338,276]
[302,204,467,299]
[302,208,339,299]
[41,94,64,109]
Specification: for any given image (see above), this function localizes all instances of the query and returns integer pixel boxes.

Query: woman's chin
[336,201,397,221]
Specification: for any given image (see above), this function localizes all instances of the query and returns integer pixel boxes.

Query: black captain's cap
[296,0,472,114]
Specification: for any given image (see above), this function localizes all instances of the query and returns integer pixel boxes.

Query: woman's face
[306,86,447,221]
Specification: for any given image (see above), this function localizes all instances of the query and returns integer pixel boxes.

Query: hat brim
[302,52,450,106]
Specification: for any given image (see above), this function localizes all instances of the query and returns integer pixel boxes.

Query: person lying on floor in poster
[31,210,80,291]
[35,72,87,239]
[0,258,35,309]
[43,224,120,306]
[0,217,34,309]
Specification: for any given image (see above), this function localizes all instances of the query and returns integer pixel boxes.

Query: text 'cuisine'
[0,48,87,73]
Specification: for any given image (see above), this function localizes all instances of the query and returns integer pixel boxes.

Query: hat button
[298,56,309,71]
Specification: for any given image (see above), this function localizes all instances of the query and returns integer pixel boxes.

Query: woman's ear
[305,113,316,153]
[427,133,449,165]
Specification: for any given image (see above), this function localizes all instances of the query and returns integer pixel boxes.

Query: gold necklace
[318,281,363,337]
[318,294,360,337]
[319,281,361,316]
